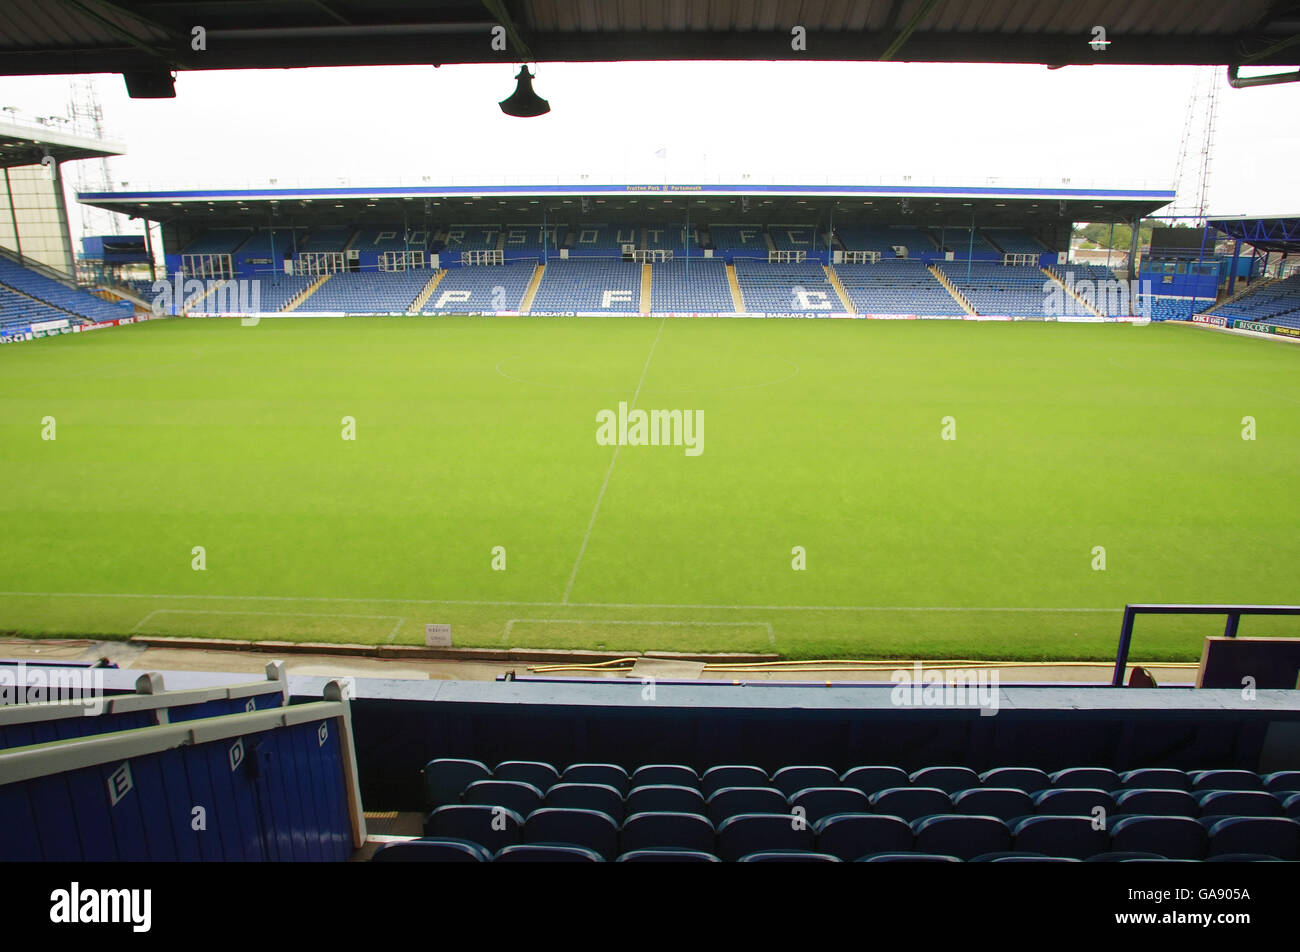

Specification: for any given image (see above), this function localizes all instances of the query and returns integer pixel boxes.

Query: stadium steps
[284,273,332,313]
[928,265,977,316]
[764,229,777,253]
[725,262,746,312]
[407,270,446,314]
[824,265,857,315]
[182,278,228,314]
[519,263,546,314]
[1042,267,1104,319]
[640,262,652,315]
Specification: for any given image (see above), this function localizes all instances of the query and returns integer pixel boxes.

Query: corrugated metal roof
[0,0,1294,74]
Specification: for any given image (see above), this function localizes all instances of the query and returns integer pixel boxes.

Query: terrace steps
[1042,267,1104,319]
[824,265,856,314]
[0,280,90,324]
[928,265,977,316]
[519,263,545,314]
[1213,274,1280,311]
[725,262,746,312]
[407,270,446,314]
[640,263,652,315]
[182,278,228,315]
[285,273,332,313]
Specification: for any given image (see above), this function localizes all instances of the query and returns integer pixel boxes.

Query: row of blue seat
[423,758,1300,805]
[413,805,1300,861]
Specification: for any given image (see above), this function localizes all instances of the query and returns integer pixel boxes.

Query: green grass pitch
[1,315,1297,661]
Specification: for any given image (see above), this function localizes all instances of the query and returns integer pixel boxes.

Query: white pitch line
[129,607,404,635]
[0,591,1119,614]
[561,317,666,604]
[386,617,406,644]
[502,617,774,646]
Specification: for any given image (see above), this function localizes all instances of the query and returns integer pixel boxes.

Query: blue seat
[1189,769,1262,791]
[738,850,840,862]
[706,786,788,826]
[542,782,625,822]
[1205,816,1300,859]
[909,766,979,794]
[423,805,524,853]
[562,763,630,793]
[978,767,1051,793]
[969,851,1051,862]
[870,787,952,822]
[1195,790,1283,818]
[981,854,1078,863]
[460,779,544,816]
[370,837,491,862]
[1049,768,1120,791]
[620,812,715,854]
[814,813,913,861]
[1033,788,1114,817]
[1119,768,1191,791]
[626,784,708,816]
[859,852,961,863]
[701,765,769,797]
[1285,793,1300,819]
[1083,851,1168,862]
[494,844,603,862]
[912,815,1011,860]
[631,764,699,789]
[494,760,560,791]
[1012,816,1108,859]
[421,758,490,808]
[1205,853,1285,862]
[952,788,1034,822]
[1113,788,1199,817]
[790,787,871,823]
[1263,770,1300,794]
[840,766,910,796]
[523,808,619,860]
[717,813,816,861]
[1110,816,1208,860]
[616,848,720,862]
[770,765,840,797]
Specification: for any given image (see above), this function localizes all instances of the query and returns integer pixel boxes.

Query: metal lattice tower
[67,77,119,236]
[1170,67,1220,225]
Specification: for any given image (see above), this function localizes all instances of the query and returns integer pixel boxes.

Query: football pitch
[1,315,1297,662]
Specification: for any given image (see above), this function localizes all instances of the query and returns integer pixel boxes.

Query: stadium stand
[180,229,248,256]
[642,223,704,252]
[0,257,128,324]
[769,224,823,253]
[937,261,1052,317]
[407,757,1300,862]
[566,223,640,255]
[733,259,838,313]
[708,224,770,259]
[501,223,566,255]
[983,228,1051,255]
[1047,263,1133,317]
[885,226,940,258]
[834,259,967,316]
[650,258,732,313]
[1207,273,1300,327]
[422,263,534,313]
[251,273,317,312]
[300,226,355,253]
[295,269,432,313]
[529,259,640,313]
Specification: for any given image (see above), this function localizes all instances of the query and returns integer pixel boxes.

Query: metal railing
[1111,603,1300,686]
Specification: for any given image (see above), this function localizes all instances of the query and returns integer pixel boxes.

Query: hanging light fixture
[499,65,550,118]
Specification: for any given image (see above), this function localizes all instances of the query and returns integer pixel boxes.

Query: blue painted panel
[227,731,267,861]
[131,755,179,860]
[99,758,151,861]
[204,737,247,860]
[61,763,118,860]
[158,747,203,861]
[292,721,326,861]
[269,723,308,860]
[28,774,83,860]
[0,784,42,860]
[313,720,350,860]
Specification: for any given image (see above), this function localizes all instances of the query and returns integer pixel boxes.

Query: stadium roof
[78,182,1175,226]
[0,115,123,169]
[1,0,1298,75]
[1207,215,1300,254]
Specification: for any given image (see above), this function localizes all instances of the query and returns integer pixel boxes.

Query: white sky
[0,60,1296,239]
